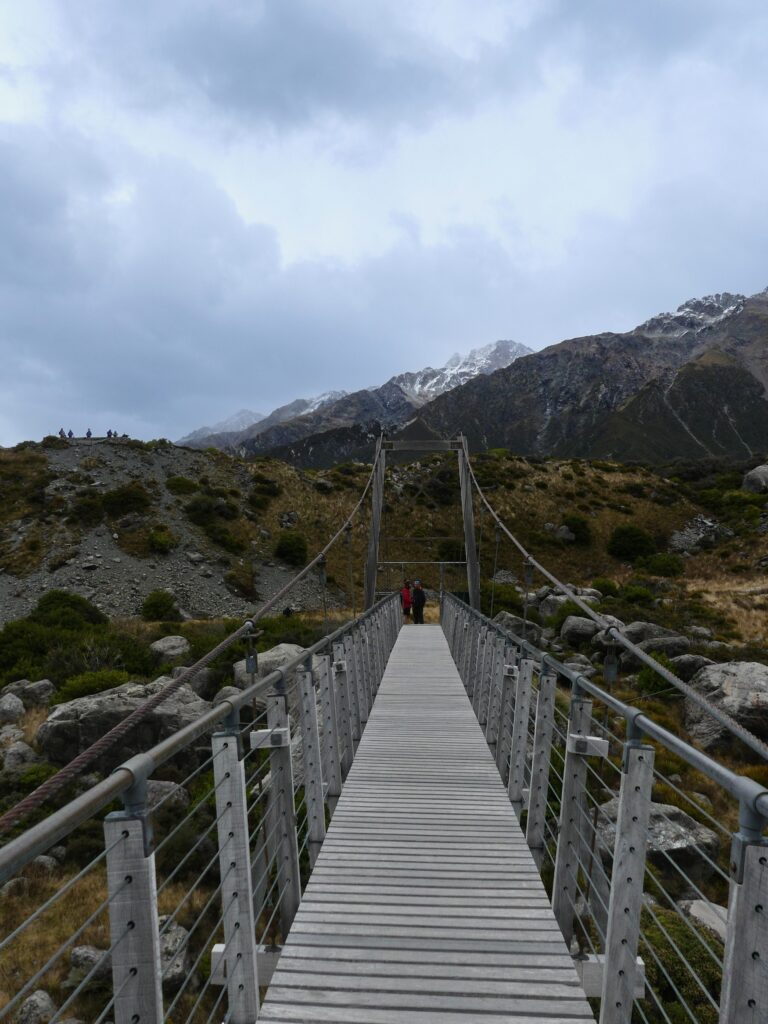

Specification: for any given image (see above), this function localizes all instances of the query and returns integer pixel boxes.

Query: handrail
[0,593,398,884]
[442,592,768,828]
[461,438,768,762]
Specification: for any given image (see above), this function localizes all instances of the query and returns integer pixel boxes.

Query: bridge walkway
[260,624,594,1023]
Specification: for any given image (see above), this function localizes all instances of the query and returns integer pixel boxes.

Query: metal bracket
[250,727,290,749]
[503,664,519,677]
[575,954,646,997]
[334,659,347,674]
[567,734,609,758]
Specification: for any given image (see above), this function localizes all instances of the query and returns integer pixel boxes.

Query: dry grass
[21,707,48,747]
[686,577,768,645]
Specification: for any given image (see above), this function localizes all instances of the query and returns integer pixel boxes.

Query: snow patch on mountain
[388,340,531,405]
[177,409,263,445]
[638,293,745,339]
[303,390,348,414]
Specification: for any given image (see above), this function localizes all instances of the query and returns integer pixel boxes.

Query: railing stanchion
[343,633,362,747]
[599,739,655,1023]
[333,641,354,778]
[485,635,505,758]
[317,654,342,814]
[104,792,163,1024]
[496,648,517,785]
[266,689,301,938]
[212,720,260,1022]
[508,657,534,817]
[472,626,489,715]
[297,666,326,868]
[526,670,556,869]
[719,804,768,1023]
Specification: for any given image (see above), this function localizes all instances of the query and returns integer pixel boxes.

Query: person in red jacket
[400,579,412,623]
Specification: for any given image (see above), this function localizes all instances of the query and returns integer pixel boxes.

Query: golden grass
[21,708,48,748]
[685,576,768,645]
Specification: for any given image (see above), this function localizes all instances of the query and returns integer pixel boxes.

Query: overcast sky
[1,0,767,445]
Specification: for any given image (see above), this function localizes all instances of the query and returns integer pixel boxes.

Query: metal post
[457,436,481,610]
[360,623,374,715]
[296,666,326,868]
[212,725,260,1023]
[333,642,354,778]
[471,626,488,711]
[317,654,342,814]
[719,804,768,1023]
[343,633,362,744]
[552,695,594,945]
[264,693,301,938]
[496,653,518,785]
[598,740,654,1023]
[485,635,505,756]
[477,631,495,730]
[104,798,163,1024]
[526,672,556,869]
[363,440,385,609]
[508,658,534,817]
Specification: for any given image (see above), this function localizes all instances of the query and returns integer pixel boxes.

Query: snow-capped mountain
[177,409,263,446]
[389,340,531,405]
[637,293,746,339]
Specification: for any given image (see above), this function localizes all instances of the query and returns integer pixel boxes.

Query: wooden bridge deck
[260,624,594,1023]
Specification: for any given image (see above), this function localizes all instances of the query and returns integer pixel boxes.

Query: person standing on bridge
[400,579,412,623]
[412,580,426,624]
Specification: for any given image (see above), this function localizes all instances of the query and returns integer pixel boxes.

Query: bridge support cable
[442,591,768,1024]
[458,435,481,609]
[363,435,385,609]
[462,452,768,762]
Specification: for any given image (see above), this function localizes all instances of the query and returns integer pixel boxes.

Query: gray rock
[17,990,56,1024]
[0,724,24,746]
[186,551,205,564]
[590,616,627,648]
[560,615,599,646]
[36,681,211,772]
[32,855,58,873]
[622,621,678,645]
[0,692,25,724]
[539,594,570,620]
[742,464,768,494]
[65,946,112,989]
[669,654,715,682]
[234,643,320,692]
[679,900,727,942]
[150,635,191,661]
[172,665,213,699]
[146,780,190,811]
[564,660,597,679]
[2,740,40,775]
[1,876,29,899]
[685,662,768,750]
[158,916,192,992]
[669,514,734,552]
[596,799,719,877]
[1,679,54,709]
[50,845,67,862]
[492,611,543,646]
[621,634,691,670]
[688,625,713,640]
[554,525,576,542]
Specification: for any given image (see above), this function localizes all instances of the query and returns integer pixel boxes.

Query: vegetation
[141,589,181,622]
[185,492,244,553]
[54,668,132,703]
[274,532,308,566]
[562,514,592,546]
[165,475,199,495]
[607,523,657,561]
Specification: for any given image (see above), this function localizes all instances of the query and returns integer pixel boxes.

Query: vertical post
[477,631,496,730]
[354,627,371,721]
[317,654,342,814]
[104,795,163,1024]
[508,658,534,817]
[360,623,374,715]
[471,626,488,712]
[343,634,362,744]
[525,672,556,869]
[495,653,518,784]
[267,692,301,938]
[212,724,260,1023]
[296,666,326,868]
[599,741,655,1023]
[552,695,593,945]
[719,805,768,1024]
[333,642,354,778]
[462,617,477,690]
[364,440,386,609]
[457,436,481,611]
[485,635,505,755]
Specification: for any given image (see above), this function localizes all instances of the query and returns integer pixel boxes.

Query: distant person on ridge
[400,579,412,624]
[67,429,73,439]
[107,429,112,438]
[86,428,92,438]
[58,428,66,438]
[412,580,426,624]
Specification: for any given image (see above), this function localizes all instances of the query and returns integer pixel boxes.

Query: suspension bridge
[0,437,766,1024]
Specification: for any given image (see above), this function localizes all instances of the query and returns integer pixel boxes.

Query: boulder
[563,659,597,679]
[17,991,57,1024]
[146,780,191,811]
[620,634,691,670]
[158,916,192,992]
[492,611,543,647]
[0,692,25,724]
[150,635,191,661]
[2,740,41,775]
[669,514,734,553]
[622,621,679,645]
[742,464,768,494]
[172,665,213,699]
[575,587,603,600]
[65,946,112,990]
[540,592,599,620]
[595,799,719,877]
[0,725,24,747]
[0,679,55,709]
[669,654,715,682]
[554,524,576,542]
[688,626,713,640]
[234,644,321,691]
[36,680,211,773]
[560,616,599,646]
[590,616,627,648]
[679,900,727,942]
[684,662,768,750]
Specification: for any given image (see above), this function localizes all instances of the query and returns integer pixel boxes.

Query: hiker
[106,429,112,438]
[67,429,74,439]
[400,579,412,623]
[412,580,426,624]
[85,428,92,438]
[58,428,66,438]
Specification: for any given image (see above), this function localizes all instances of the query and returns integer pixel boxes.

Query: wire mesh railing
[0,593,400,1023]
[442,591,768,1024]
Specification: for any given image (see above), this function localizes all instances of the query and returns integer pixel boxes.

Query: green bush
[29,590,107,629]
[274,532,308,566]
[67,492,104,526]
[166,475,198,495]
[102,481,153,517]
[546,599,584,631]
[141,590,181,622]
[561,514,592,546]
[607,524,656,562]
[185,493,244,552]
[619,584,654,605]
[636,652,677,695]
[637,552,685,577]
[55,668,131,703]
[591,577,619,596]
[640,906,720,1024]
[148,525,178,554]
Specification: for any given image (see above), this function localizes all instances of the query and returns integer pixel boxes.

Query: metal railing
[0,594,400,1024]
[442,592,768,1024]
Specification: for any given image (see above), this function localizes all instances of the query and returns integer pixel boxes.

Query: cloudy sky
[1,0,767,445]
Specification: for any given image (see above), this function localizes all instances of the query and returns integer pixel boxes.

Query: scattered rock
[233,643,319,691]
[49,845,67,862]
[0,692,25,724]
[17,990,57,1024]
[669,514,734,553]
[554,524,576,542]
[186,551,205,564]
[669,654,715,682]
[620,634,691,670]
[622,621,679,645]
[65,946,112,990]
[279,511,299,529]
[1,679,55,709]
[1,876,29,899]
[31,855,58,874]
[688,625,713,640]
[679,900,727,942]
[158,917,192,992]
[560,615,599,646]
[146,780,190,811]
[742,464,768,494]
[685,662,768,750]
[150,635,191,661]
[2,740,41,775]
[492,611,543,646]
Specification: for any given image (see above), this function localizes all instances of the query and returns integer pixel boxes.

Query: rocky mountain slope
[176,409,264,447]
[179,340,529,456]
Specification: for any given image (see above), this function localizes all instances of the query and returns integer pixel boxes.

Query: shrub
[185,493,244,552]
[637,652,677,695]
[102,481,153,517]
[141,590,181,621]
[55,668,131,703]
[619,584,654,605]
[561,514,592,546]
[274,532,308,566]
[591,577,619,597]
[546,599,584,631]
[148,525,178,554]
[607,524,656,562]
[29,590,107,629]
[166,475,198,495]
[40,435,69,449]
[67,491,104,526]
[637,552,685,577]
